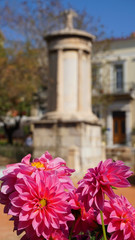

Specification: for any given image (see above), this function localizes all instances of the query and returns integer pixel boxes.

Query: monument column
[56,49,63,112]
[78,49,83,111]
[89,53,92,111]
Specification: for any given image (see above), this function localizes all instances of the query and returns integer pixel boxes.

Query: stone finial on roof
[64,9,77,29]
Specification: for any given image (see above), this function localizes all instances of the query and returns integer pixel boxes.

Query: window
[114,64,123,91]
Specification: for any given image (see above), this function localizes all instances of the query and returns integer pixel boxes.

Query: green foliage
[0,42,41,117]
[0,144,33,162]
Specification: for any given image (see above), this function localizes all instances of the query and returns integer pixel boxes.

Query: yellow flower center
[39,199,47,208]
[31,161,44,168]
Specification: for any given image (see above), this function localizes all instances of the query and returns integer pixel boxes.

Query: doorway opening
[113,111,126,144]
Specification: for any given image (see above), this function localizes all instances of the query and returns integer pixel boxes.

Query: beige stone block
[59,127,69,136]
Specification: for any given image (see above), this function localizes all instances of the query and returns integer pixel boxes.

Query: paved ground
[0,187,135,240]
[114,186,135,207]
[0,204,23,240]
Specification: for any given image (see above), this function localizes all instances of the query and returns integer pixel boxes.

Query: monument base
[43,111,99,123]
[33,118,105,174]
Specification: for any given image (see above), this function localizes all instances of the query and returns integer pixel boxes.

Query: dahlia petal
[9,191,18,201]
[30,210,39,219]
[11,196,24,208]
[44,151,53,160]
[36,221,45,237]
[21,154,31,164]
[8,205,19,216]
[50,157,66,166]
[19,210,30,221]
[103,158,113,167]
[81,186,89,195]
[0,191,8,204]
[15,183,28,195]
[64,213,75,221]
[19,192,32,201]
[42,225,51,239]
[1,178,15,194]
[4,203,11,213]
[1,185,10,194]
[18,220,31,230]
[108,221,120,233]
[95,190,104,210]
[110,210,120,219]
[114,178,131,188]
[89,197,94,207]
[110,231,123,240]
[124,227,131,239]
[51,216,60,229]
[52,207,68,214]
[102,185,115,199]
[120,221,126,231]
[35,172,42,189]
[32,213,42,230]
[23,176,37,190]
[3,165,19,175]
[44,214,50,228]
[22,203,33,211]
[47,207,58,218]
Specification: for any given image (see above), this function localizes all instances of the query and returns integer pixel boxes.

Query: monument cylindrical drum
[44,11,97,122]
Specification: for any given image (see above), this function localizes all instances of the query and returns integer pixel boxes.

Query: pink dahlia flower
[0,152,74,196]
[0,151,75,212]
[77,159,132,210]
[8,171,74,239]
[68,191,98,236]
[98,195,135,240]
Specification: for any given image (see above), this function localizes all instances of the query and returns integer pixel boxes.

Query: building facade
[92,34,135,147]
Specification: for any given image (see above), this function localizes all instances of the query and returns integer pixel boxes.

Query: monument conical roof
[45,9,95,42]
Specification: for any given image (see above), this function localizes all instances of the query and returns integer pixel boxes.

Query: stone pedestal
[33,119,104,173]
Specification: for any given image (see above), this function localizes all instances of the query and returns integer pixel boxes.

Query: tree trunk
[6,130,13,144]
[3,118,20,145]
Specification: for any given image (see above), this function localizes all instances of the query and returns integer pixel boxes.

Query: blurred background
[0,0,135,239]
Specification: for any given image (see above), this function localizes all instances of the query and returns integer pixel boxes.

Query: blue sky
[1,0,135,41]
[64,0,135,38]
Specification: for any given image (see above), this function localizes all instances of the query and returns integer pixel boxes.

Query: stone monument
[33,10,105,172]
